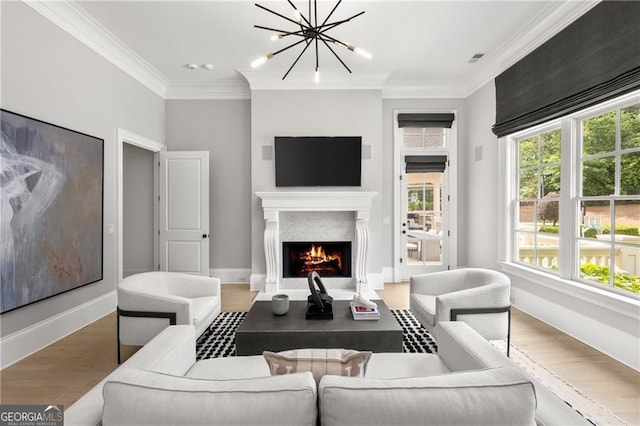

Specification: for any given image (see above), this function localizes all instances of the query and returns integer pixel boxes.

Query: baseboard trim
[382,267,394,283]
[210,268,251,283]
[0,291,117,370]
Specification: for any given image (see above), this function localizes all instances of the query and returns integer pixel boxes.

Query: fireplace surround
[255,191,377,293]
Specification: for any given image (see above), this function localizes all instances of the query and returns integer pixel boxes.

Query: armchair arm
[118,290,192,325]
[166,274,221,298]
[435,282,510,323]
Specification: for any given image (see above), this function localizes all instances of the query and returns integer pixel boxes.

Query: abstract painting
[1,110,103,313]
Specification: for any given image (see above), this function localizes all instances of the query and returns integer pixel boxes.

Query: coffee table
[235,300,403,355]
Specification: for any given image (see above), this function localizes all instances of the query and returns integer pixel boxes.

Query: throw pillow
[263,348,371,385]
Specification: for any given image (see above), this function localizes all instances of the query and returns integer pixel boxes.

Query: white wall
[165,100,252,281]
[0,2,164,366]
[250,90,383,288]
[465,82,499,268]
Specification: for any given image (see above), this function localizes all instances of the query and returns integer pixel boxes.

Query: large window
[509,92,640,297]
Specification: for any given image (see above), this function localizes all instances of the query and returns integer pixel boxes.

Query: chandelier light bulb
[251,53,273,68]
[294,9,303,23]
[270,33,283,41]
[355,47,372,60]
[314,67,320,83]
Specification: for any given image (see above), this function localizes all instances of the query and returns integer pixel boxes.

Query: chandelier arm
[316,10,365,31]
[272,37,310,56]
[254,24,307,38]
[320,0,342,27]
[320,38,352,73]
[282,40,313,80]
[318,33,349,49]
[255,3,306,29]
[284,0,312,28]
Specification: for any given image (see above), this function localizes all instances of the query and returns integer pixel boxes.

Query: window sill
[498,261,640,321]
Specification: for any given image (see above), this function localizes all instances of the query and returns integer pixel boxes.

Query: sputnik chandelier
[251,0,371,82]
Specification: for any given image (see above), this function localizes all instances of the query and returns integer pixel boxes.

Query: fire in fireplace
[283,242,351,278]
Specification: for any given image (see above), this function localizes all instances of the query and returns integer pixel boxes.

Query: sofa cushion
[102,369,317,426]
[263,348,371,385]
[318,366,537,426]
[365,353,450,379]
[410,293,436,326]
[186,355,270,379]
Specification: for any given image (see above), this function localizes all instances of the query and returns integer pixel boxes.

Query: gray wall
[0,2,165,337]
[250,90,384,282]
[123,144,155,276]
[165,100,252,269]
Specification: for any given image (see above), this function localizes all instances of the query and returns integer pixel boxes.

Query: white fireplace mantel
[256,191,377,293]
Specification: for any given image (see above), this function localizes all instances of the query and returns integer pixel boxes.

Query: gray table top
[237,300,402,333]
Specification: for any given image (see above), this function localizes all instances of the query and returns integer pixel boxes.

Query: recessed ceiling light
[202,64,214,71]
[186,63,198,70]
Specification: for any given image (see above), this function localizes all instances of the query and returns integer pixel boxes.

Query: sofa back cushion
[102,369,317,426]
[318,366,536,426]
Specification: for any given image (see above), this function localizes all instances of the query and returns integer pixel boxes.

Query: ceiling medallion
[251,0,371,82]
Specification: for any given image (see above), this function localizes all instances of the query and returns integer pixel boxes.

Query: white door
[399,160,449,280]
[159,151,209,275]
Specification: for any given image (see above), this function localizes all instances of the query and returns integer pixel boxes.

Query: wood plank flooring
[1,283,638,425]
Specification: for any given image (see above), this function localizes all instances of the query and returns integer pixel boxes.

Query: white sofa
[65,322,590,426]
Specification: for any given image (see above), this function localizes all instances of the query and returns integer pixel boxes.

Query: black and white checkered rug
[196,309,437,360]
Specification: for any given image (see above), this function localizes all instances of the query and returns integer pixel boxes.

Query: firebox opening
[283,241,352,278]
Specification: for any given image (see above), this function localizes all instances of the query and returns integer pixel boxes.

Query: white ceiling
[39,1,598,98]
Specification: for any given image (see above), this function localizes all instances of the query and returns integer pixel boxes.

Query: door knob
[202,234,209,239]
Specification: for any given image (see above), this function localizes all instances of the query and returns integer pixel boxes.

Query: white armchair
[117,271,221,363]
[410,268,511,355]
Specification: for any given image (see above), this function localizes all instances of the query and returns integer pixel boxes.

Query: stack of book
[350,301,380,320]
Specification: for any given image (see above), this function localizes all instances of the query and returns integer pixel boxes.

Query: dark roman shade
[493,1,640,138]
[405,155,447,173]
[398,113,455,129]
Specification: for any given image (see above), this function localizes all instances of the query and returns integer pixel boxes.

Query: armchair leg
[450,305,512,357]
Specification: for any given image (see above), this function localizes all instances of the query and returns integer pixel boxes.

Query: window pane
[621,103,640,150]
[519,169,538,198]
[402,128,444,148]
[537,223,560,270]
[582,157,615,196]
[541,129,561,164]
[516,231,534,265]
[614,199,640,232]
[519,136,537,168]
[580,200,608,237]
[613,244,640,294]
[540,165,561,196]
[583,111,615,156]
[579,240,612,286]
[621,151,640,195]
[518,201,535,231]
[538,199,559,227]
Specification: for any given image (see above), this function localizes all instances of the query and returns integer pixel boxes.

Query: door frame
[392,110,458,282]
[116,128,165,282]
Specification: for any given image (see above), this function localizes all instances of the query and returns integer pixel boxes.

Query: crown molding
[24,0,169,98]
[462,0,600,97]
[238,69,390,91]
[382,83,468,100]
[166,81,251,100]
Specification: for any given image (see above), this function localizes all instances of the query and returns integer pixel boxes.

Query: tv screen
[274,136,362,187]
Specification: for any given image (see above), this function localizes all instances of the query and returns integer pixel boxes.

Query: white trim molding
[210,268,252,284]
[0,291,116,369]
[24,0,168,98]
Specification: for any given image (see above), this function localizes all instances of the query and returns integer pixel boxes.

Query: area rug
[196,310,623,425]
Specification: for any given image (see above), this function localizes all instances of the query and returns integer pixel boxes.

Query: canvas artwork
[1,110,104,313]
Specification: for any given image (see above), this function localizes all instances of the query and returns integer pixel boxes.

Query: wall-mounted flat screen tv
[274,136,362,187]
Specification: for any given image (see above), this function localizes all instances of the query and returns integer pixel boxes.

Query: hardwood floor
[1,283,638,425]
